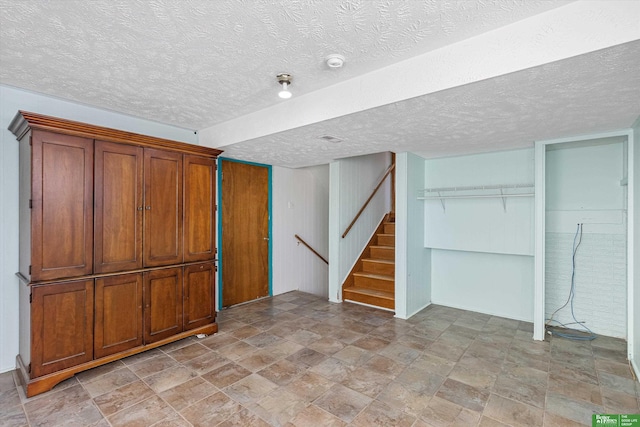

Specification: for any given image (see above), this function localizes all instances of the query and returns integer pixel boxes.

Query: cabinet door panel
[94,141,143,273]
[31,280,94,377]
[184,262,215,331]
[184,155,216,263]
[144,149,183,267]
[144,267,183,343]
[31,131,93,281]
[95,273,143,358]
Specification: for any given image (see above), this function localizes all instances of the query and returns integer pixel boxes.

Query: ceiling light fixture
[277,73,292,99]
[325,54,345,69]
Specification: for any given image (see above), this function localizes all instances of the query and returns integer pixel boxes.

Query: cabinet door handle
[137,207,143,211]
[145,206,151,210]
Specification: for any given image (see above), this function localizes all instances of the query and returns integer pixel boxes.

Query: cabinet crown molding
[9,110,223,158]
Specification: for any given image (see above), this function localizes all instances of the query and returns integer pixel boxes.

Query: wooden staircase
[342,214,395,311]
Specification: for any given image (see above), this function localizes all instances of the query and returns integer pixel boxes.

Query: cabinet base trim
[17,322,218,397]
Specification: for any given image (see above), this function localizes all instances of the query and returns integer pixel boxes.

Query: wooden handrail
[295,234,328,265]
[342,163,395,239]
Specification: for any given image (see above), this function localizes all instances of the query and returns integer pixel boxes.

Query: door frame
[217,158,273,310]
[533,129,635,362]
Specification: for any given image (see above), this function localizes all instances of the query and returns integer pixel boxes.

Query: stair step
[343,287,394,310]
[353,272,394,292]
[377,233,395,246]
[383,223,395,234]
[362,258,395,275]
[370,245,394,260]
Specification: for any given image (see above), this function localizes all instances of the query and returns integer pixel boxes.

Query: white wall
[425,149,535,321]
[395,152,431,319]
[0,85,198,374]
[545,141,627,338]
[272,165,329,297]
[633,119,640,370]
[328,152,392,302]
[432,250,534,321]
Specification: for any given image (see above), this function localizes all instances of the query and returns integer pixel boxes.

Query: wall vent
[318,135,343,143]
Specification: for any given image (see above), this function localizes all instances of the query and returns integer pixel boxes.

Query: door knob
[263,237,269,241]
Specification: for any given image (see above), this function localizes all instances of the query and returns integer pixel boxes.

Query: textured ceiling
[222,41,640,167]
[1,0,570,130]
[1,0,638,168]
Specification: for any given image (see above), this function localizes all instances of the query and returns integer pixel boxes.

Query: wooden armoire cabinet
[9,111,222,397]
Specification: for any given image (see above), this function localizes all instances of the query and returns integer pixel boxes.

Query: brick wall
[545,232,627,338]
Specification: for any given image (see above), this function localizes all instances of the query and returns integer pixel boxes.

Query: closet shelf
[418,183,534,212]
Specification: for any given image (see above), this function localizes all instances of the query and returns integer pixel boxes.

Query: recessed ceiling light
[325,54,345,69]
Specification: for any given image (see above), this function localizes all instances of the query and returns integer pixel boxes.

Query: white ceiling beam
[199,0,640,149]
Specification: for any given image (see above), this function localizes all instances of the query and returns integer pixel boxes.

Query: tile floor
[0,291,638,426]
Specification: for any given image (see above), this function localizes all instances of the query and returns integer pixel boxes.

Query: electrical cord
[545,223,597,341]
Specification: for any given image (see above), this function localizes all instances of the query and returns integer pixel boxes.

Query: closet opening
[535,131,633,352]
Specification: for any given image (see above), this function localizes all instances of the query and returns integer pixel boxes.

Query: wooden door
[221,161,269,307]
[184,155,216,263]
[31,131,93,281]
[143,267,183,343]
[31,280,94,377]
[143,149,183,267]
[94,141,144,273]
[95,273,143,358]
[184,262,215,331]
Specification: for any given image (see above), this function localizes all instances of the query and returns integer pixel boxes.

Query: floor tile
[93,380,155,416]
[5,292,638,427]
[361,354,405,377]
[182,350,230,375]
[352,335,390,352]
[166,342,211,363]
[223,373,278,404]
[350,400,415,427]
[545,391,604,425]
[250,389,308,426]
[600,386,640,414]
[159,376,218,411]
[129,353,178,378]
[547,372,602,406]
[282,371,336,402]
[258,359,307,386]
[82,367,139,398]
[395,366,445,395]
[179,391,242,426]
[201,362,252,388]
[217,407,271,427]
[24,383,96,416]
[419,395,481,427]
[142,365,197,394]
[483,394,543,427]
[0,404,29,427]
[339,366,393,398]
[108,395,175,427]
[307,336,346,355]
[286,404,346,427]
[435,378,490,412]
[313,383,372,423]
[410,352,456,377]
[237,348,281,372]
[286,348,327,368]
[332,345,374,366]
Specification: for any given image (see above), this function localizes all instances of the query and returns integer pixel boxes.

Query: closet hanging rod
[421,183,534,193]
[418,193,534,200]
